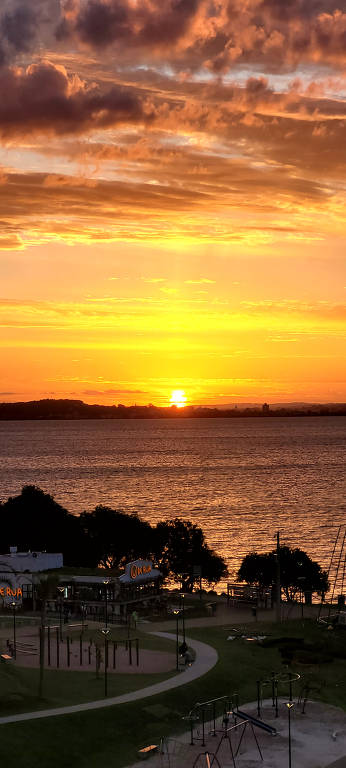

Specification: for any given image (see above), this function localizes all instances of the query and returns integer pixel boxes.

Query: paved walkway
[0,632,218,725]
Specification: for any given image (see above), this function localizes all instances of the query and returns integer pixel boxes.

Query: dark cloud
[53,0,346,72]
[0,60,146,137]
[1,5,38,53]
[75,0,130,46]
[61,0,200,49]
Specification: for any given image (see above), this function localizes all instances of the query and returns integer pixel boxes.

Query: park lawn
[0,629,177,715]
[0,666,176,716]
[0,619,346,768]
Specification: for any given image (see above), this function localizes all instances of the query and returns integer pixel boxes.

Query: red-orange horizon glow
[0,1,345,405]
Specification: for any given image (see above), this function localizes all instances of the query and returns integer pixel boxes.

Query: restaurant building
[0,549,163,620]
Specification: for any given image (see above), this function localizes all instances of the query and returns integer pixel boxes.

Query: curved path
[0,632,218,725]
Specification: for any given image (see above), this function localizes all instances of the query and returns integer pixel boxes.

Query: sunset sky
[0,0,345,406]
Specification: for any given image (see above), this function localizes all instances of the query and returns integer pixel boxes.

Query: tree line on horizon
[0,486,329,598]
[0,398,345,420]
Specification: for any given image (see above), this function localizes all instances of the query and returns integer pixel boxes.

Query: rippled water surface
[0,417,345,580]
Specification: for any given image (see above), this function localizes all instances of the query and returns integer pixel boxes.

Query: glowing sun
[170,389,187,408]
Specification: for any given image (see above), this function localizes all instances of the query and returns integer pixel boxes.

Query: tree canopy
[79,505,154,569]
[0,485,82,565]
[155,517,227,591]
[0,487,227,590]
[237,545,329,600]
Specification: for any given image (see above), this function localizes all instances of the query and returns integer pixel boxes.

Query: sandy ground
[131,700,346,768]
[1,626,176,674]
[9,641,176,674]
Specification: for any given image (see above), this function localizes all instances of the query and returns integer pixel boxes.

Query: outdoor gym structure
[185,694,276,749]
[6,624,141,675]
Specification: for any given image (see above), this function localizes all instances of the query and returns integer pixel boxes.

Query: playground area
[1,623,176,674]
[135,698,346,768]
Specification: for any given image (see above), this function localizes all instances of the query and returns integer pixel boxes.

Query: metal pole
[176,613,179,670]
[103,581,109,628]
[276,531,281,623]
[47,626,51,666]
[104,637,108,697]
[272,671,276,707]
[181,594,186,644]
[257,680,261,718]
[56,627,60,668]
[136,637,139,666]
[57,586,65,641]
[287,704,293,768]
[12,604,16,660]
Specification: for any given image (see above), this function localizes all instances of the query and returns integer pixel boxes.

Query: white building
[0,548,63,606]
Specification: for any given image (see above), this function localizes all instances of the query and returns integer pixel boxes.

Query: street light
[101,628,111,697]
[57,586,64,641]
[286,701,294,768]
[81,600,86,631]
[173,609,181,670]
[180,593,186,645]
[103,580,110,628]
[10,601,16,659]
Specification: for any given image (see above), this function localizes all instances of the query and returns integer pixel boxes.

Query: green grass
[0,628,177,715]
[0,618,346,768]
[0,666,176,715]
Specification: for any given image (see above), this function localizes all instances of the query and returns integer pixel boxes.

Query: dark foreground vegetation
[0,486,329,598]
[1,398,345,419]
[0,486,227,590]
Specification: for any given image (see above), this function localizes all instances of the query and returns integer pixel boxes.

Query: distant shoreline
[0,398,345,420]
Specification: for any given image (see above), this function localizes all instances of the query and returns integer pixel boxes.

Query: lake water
[0,416,345,583]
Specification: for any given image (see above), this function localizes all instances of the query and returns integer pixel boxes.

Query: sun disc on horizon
[170,389,187,408]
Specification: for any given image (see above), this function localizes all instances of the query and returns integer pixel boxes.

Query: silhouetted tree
[155,518,227,591]
[0,486,83,565]
[79,505,154,569]
[237,545,329,601]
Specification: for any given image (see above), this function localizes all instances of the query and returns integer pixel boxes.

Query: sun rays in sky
[0,0,345,405]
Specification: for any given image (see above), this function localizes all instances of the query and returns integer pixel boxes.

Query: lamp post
[103,580,110,628]
[180,593,186,644]
[10,601,16,659]
[286,701,294,768]
[81,601,86,632]
[101,628,111,697]
[57,586,64,641]
[173,609,181,670]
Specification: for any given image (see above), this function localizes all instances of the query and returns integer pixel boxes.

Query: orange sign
[0,587,22,598]
[130,564,152,580]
